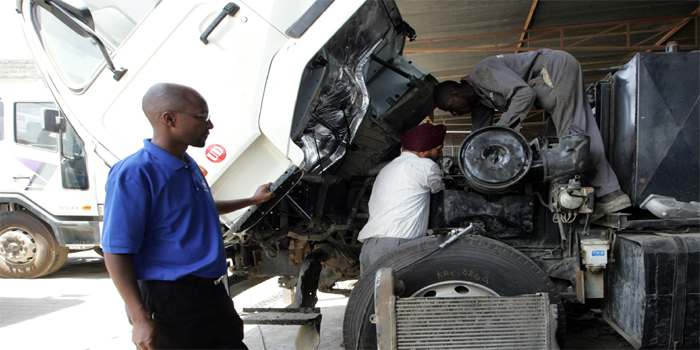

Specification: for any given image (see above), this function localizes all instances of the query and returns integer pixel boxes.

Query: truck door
[1,102,59,195]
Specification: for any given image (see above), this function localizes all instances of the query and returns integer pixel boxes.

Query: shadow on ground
[0,296,85,327]
[45,253,109,280]
[565,310,634,349]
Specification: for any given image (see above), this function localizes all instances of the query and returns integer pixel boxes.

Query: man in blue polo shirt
[102,83,274,350]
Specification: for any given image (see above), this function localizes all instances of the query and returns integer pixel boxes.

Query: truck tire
[45,245,69,276]
[343,235,566,350]
[0,211,63,278]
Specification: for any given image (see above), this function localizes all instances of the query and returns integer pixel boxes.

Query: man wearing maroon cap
[357,123,447,274]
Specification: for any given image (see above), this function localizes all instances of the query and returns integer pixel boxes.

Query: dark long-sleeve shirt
[463,49,547,130]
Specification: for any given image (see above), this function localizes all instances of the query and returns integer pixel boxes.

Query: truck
[6,0,435,280]
[13,0,699,349]
[0,77,103,278]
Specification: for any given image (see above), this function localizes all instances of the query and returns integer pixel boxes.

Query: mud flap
[296,322,321,350]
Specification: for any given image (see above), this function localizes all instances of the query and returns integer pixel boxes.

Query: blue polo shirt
[102,140,226,281]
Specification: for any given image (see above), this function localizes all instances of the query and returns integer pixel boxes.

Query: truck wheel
[0,211,62,278]
[343,235,566,350]
[45,245,69,276]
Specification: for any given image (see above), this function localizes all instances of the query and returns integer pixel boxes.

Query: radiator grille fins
[395,294,551,349]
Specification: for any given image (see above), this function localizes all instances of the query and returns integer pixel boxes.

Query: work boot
[591,190,632,221]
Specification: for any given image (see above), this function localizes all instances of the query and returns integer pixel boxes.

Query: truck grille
[395,293,553,349]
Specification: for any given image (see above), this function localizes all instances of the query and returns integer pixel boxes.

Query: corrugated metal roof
[531,1,699,28]
[397,0,531,39]
[396,0,700,132]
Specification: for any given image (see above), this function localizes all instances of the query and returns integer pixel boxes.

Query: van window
[33,1,160,88]
[0,101,4,140]
[15,102,58,152]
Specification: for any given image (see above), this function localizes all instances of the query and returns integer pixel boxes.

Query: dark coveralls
[463,49,620,196]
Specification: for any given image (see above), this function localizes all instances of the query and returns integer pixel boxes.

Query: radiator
[393,294,554,349]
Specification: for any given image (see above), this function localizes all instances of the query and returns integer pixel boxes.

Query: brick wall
[0,59,41,80]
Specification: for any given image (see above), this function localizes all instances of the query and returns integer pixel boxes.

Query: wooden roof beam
[567,23,626,47]
[406,14,699,53]
[645,7,700,52]
[515,0,539,54]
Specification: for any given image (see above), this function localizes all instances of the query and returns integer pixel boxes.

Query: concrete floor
[237,280,348,350]
[0,251,349,350]
[0,251,133,350]
[0,251,633,350]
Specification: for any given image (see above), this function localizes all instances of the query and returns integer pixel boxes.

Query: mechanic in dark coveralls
[433,49,630,220]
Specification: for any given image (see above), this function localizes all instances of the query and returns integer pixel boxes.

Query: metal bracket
[241,307,322,350]
[592,212,630,229]
[288,247,330,308]
[42,1,127,81]
[373,268,397,350]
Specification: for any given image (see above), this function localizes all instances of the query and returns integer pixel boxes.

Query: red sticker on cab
[206,144,226,163]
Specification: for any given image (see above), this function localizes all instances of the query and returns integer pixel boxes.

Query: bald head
[433,81,466,108]
[433,80,477,116]
[142,83,205,125]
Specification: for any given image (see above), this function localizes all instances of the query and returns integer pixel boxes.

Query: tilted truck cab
[15,0,435,283]
[16,0,699,348]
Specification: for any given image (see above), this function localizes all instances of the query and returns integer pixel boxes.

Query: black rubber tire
[45,245,69,276]
[0,211,62,278]
[343,235,566,350]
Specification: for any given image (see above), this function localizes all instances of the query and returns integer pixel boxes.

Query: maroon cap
[400,123,447,152]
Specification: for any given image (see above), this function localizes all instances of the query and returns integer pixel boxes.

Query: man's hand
[215,182,277,214]
[132,317,160,350]
[252,182,276,205]
[104,253,160,349]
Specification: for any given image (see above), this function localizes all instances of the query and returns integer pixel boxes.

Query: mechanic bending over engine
[102,83,275,350]
[357,123,447,274]
[433,49,630,220]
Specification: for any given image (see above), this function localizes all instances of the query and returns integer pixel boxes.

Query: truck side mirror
[32,0,127,81]
[33,0,95,38]
[43,109,65,133]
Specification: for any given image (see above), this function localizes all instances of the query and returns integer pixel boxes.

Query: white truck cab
[14,0,435,280]
[0,79,103,278]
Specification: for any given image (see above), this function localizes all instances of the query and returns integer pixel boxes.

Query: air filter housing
[459,126,532,193]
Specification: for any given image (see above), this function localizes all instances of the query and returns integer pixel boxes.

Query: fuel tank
[610,51,700,206]
[603,233,700,349]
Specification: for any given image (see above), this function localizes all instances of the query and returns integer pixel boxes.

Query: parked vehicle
[14,0,434,282]
[16,0,698,348]
[0,79,102,278]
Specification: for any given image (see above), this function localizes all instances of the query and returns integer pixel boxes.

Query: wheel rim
[0,227,38,264]
[410,280,500,298]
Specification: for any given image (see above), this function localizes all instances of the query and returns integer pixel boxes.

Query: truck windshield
[32,1,160,88]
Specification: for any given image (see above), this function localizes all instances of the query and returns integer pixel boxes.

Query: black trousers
[137,276,247,349]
